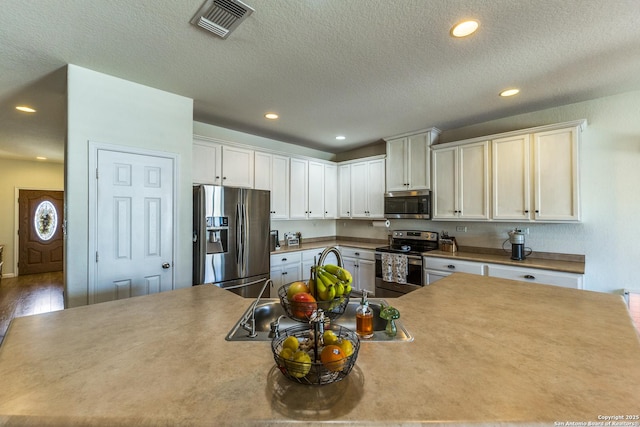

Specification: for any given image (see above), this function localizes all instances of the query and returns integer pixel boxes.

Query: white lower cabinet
[423,258,486,285]
[485,264,583,289]
[269,252,302,298]
[424,256,583,289]
[341,248,375,295]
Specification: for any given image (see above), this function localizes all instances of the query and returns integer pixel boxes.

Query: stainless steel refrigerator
[193,185,270,297]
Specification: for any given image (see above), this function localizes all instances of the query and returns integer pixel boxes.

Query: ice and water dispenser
[206,216,228,254]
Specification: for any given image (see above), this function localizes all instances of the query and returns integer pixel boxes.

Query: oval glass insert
[34,200,58,241]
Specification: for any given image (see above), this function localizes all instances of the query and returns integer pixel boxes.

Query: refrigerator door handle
[236,203,242,266]
[241,202,247,272]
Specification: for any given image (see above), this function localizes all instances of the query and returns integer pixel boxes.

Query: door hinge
[95,252,99,263]
[96,168,99,179]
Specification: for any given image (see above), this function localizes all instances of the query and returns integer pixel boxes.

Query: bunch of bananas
[309,264,353,301]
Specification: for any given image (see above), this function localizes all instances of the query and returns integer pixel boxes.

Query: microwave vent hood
[190,0,254,39]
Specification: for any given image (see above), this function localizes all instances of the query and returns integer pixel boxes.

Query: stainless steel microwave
[384,190,431,219]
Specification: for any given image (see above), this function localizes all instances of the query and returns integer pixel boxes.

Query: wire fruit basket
[272,324,360,386]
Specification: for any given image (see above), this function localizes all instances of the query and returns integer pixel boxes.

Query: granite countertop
[424,249,585,274]
[271,239,383,255]
[1,273,638,426]
[272,239,585,274]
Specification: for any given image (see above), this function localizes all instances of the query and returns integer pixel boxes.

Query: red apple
[286,281,309,301]
[291,292,317,318]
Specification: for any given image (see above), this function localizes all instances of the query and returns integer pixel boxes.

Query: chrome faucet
[318,246,343,267]
[239,278,273,338]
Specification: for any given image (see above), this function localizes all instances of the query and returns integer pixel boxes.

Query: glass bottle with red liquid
[356,290,374,339]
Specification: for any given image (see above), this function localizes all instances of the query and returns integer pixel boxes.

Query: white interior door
[93,149,175,303]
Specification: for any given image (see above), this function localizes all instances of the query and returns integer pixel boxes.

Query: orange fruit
[320,345,346,372]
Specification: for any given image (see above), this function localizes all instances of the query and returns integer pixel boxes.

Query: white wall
[66,65,193,307]
[337,90,640,295]
[0,158,64,277]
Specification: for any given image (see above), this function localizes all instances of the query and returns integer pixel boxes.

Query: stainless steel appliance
[375,230,439,297]
[384,190,431,219]
[193,185,271,298]
[507,229,531,260]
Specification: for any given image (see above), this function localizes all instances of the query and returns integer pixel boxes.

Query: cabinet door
[338,164,351,218]
[192,141,221,185]
[432,147,457,219]
[533,127,580,221]
[253,151,272,191]
[350,162,369,218]
[307,161,325,219]
[271,155,290,219]
[458,141,490,220]
[492,135,531,220]
[385,138,407,191]
[222,145,254,188]
[323,163,338,218]
[342,257,358,291]
[358,259,376,296]
[289,158,309,219]
[367,159,386,218]
[407,133,430,190]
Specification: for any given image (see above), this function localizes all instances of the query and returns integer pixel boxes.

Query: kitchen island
[1,273,639,426]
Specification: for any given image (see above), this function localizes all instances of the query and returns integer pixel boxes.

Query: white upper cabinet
[350,158,385,218]
[289,158,309,219]
[492,122,583,222]
[192,139,222,185]
[533,127,581,221]
[221,145,254,188]
[432,141,490,220]
[323,163,338,218]
[255,151,289,219]
[384,129,440,192]
[307,160,325,219]
[289,158,337,219]
[338,163,352,218]
[492,134,531,221]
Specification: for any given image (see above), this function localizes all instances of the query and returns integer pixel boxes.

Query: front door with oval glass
[18,190,64,275]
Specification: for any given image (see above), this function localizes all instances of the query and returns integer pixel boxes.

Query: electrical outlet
[456,226,467,232]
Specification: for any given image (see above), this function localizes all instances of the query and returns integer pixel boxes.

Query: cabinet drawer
[486,264,583,289]
[301,248,326,262]
[340,247,375,261]
[270,252,302,266]
[423,257,485,275]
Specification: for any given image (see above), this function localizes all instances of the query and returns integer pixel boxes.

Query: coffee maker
[508,229,526,260]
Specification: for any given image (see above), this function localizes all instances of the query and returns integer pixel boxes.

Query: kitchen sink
[226,298,413,342]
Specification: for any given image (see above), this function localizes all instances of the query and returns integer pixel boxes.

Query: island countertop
[1,273,639,426]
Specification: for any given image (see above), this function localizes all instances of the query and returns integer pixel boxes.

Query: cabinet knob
[524,274,535,280]
[282,258,287,262]
[355,252,360,256]
[283,271,288,275]
[223,176,227,180]
[215,176,220,179]
[447,265,455,269]
[535,210,540,213]
[524,210,529,214]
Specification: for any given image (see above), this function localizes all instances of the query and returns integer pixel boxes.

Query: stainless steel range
[375,230,439,297]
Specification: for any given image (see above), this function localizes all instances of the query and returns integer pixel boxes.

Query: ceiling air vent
[190,0,254,39]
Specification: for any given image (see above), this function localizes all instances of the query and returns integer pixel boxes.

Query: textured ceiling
[2,0,640,163]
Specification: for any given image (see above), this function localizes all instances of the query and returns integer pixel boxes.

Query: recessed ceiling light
[500,88,520,97]
[336,136,346,140]
[451,20,479,38]
[16,106,37,113]
[36,156,47,160]
[264,113,279,120]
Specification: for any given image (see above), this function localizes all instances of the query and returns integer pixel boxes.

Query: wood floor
[0,271,64,345]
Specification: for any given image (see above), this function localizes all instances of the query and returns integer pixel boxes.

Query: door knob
[162,262,171,269]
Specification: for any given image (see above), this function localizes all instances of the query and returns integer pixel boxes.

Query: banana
[323,264,353,284]
[335,282,345,297]
[326,285,336,300]
[317,268,340,285]
[308,277,316,298]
